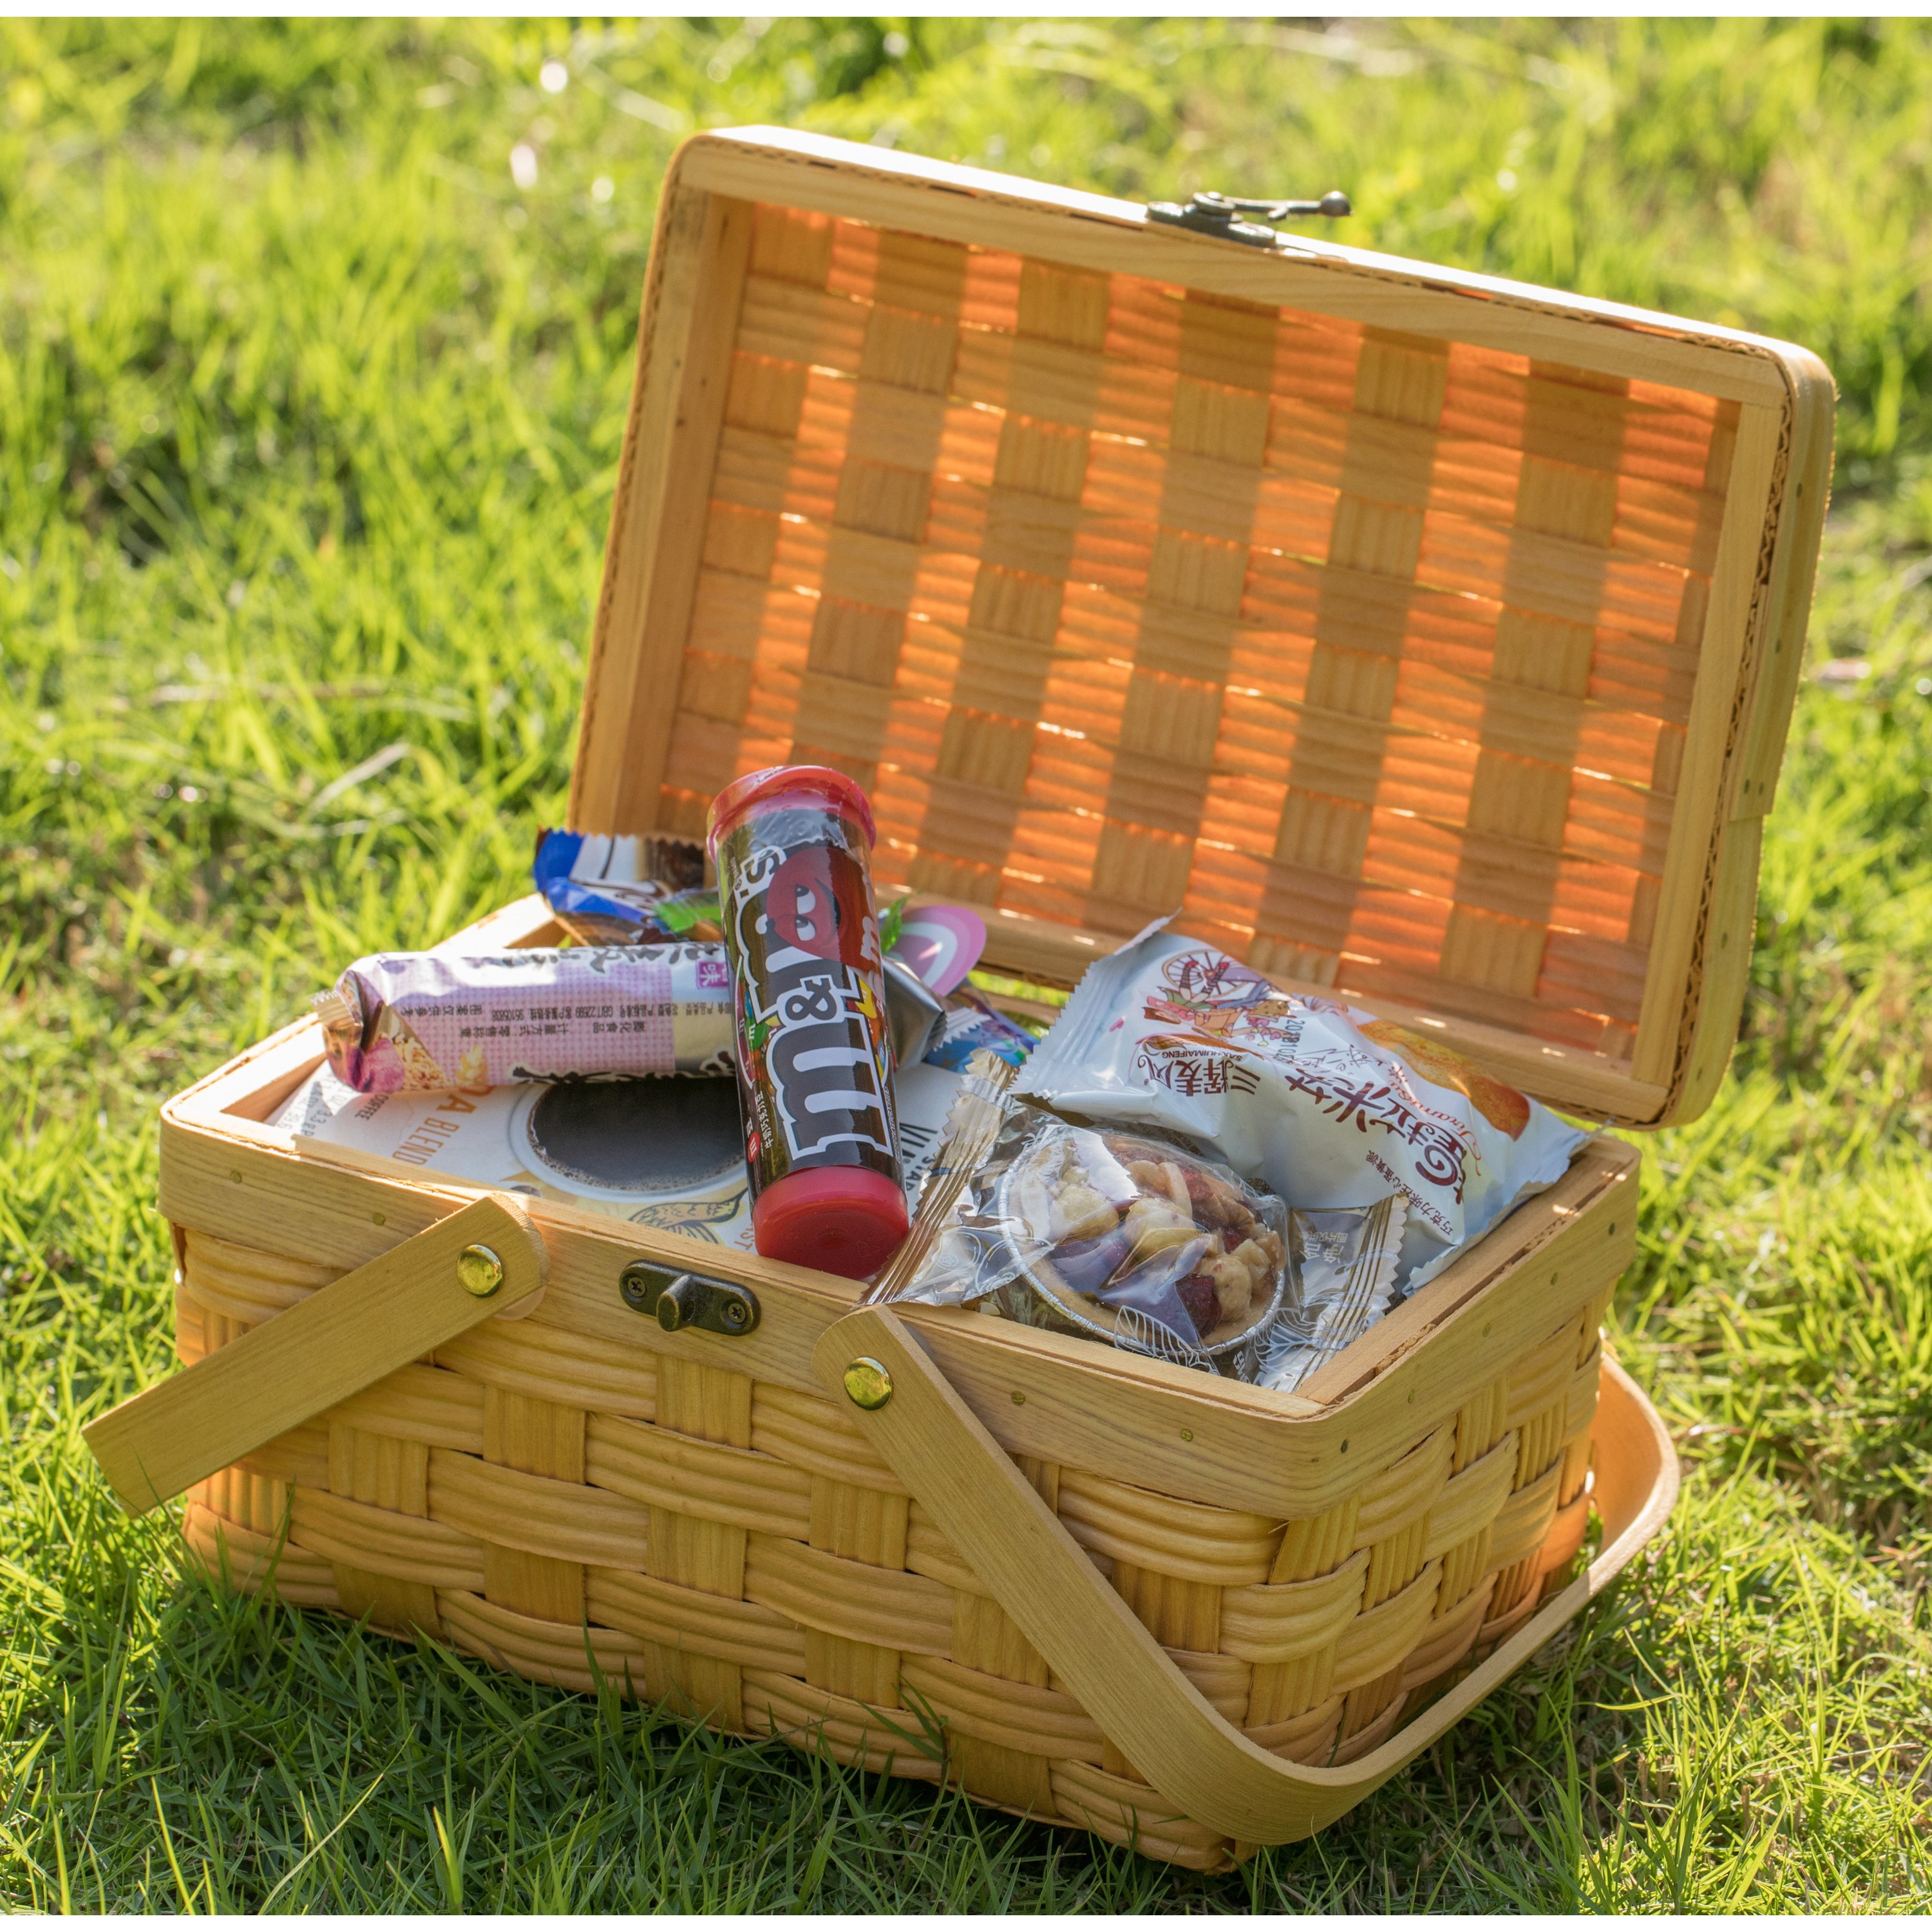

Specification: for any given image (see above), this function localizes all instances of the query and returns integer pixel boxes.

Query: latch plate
[1146,188,1351,249]
[620,1262,761,1338]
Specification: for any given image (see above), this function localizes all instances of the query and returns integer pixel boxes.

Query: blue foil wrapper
[533,828,719,946]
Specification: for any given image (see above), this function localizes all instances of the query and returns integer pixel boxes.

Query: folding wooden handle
[813,1306,1678,1846]
[86,1194,548,1518]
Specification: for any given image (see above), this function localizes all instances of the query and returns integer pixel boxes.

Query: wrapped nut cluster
[1016,925,1588,1296]
[878,1072,1293,1379]
[1022,1130,1287,1350]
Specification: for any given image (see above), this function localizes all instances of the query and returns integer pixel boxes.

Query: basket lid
[569,128,1833,1131]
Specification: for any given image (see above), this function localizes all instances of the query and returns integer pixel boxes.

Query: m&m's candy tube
[708,766,907,1278]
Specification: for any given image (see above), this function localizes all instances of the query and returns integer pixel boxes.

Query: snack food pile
[300,764,1585,1383]
[1014,925,1587,1297]
[875,915,1586,1386]
[291,766,1025,1271]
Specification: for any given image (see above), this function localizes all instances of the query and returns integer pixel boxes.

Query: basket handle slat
[813,1305,1677,1846]
[85,1193,548,1518]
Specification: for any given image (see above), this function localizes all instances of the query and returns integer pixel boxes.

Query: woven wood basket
[86,129,1832,1870]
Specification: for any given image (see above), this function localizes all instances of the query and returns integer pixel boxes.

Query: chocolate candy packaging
[315,944,736,1093]
[709,765,907,1279]
[533,829,722,945]
[1016,927,1587,1291]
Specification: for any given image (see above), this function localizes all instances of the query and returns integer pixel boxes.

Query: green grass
[5,16,1931,1910]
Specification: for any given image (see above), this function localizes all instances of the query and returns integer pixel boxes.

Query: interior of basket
[185,923,1634,1418]
[623,200,1740,1077]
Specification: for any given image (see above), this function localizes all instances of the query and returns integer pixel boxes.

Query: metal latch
[1146,189,1352,249]
[620,1261,761,1338]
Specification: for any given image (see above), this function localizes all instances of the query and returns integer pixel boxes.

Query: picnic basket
[86,128,1832,1870]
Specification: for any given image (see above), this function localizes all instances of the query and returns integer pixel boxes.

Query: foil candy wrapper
[883,956,945,1069]
[315,944,737,1093]
[922,987,1039,1072]
[533,829,721,945]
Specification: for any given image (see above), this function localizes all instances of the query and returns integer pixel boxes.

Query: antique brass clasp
[1146,189,1352,249]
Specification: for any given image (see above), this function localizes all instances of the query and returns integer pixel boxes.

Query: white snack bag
[1016,929,1587,1287]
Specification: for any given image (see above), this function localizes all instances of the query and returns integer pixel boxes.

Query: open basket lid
[567,127,1833,1132]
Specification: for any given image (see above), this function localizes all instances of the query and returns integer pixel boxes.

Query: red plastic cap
[707,764,876,860]
[752,1164,908,1280]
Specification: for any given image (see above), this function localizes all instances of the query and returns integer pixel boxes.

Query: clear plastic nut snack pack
[876,1059,1415,1389]
[878,1075,1290,1377]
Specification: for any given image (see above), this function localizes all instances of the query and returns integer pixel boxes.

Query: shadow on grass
[0,1507,1690,1913]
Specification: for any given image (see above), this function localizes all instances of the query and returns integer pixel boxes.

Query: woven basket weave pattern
[652,202,1739,1061]
[178,1226,1609,1872]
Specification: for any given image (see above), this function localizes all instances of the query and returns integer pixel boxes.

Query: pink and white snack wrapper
[315,944,737,1093]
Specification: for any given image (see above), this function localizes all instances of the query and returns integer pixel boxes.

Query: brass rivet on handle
[457,1243,504,1298]
[843,1358,893,1411]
